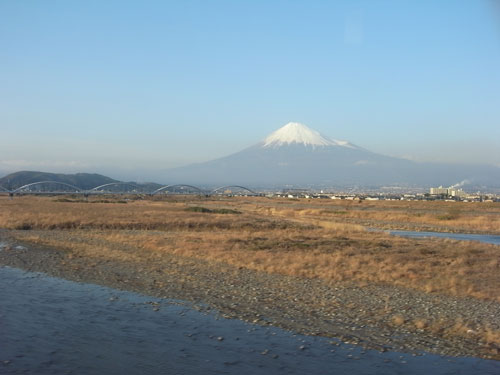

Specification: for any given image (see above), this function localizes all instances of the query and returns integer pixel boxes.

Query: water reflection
[1,266,498,375]
[388,230,500,245]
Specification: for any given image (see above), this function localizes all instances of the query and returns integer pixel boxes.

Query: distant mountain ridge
[2,123,499,190]
[161,122,500,188]
[0,171,118,190]
[0,171,165,192]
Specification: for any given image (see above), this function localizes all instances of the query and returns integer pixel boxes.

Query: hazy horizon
[1,1,499,182]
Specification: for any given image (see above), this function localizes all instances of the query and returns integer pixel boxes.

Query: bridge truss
[0,181,260,197]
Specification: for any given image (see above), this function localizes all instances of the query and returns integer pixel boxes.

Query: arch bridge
[89,182,141,193]
[3,181,260,196]
[12,181,83,194]
[152,184,206,195]
[210,185,258,196]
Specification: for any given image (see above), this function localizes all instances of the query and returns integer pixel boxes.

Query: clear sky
[1,0,499,181]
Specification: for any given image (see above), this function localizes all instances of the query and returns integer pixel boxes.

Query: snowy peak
[262,122,333,147]
[262,122,354,148]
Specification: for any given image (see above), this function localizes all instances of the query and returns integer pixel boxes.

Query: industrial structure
[429,186,467,198]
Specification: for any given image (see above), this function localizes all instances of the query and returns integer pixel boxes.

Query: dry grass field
[247,198,500,234]
[1,195,498,299]
[1,194,499,349]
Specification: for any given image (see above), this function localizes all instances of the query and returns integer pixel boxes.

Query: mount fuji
[163,122,500,188]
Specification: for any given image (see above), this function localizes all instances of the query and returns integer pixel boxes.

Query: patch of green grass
[185,206,241,214]
[92,199,128,204]
[213,208,241,214]
[54,198,85,203]
[436,208,461,221]
[185,206,212,213]
[54,198,127,204]
[15,223,33,230]
[321,210,348,215]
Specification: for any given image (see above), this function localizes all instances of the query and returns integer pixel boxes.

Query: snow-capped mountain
[162,122,500,187]
[262,122,355,148]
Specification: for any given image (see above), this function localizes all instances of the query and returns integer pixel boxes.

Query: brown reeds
[2,195,499,302]
[2,195,500,352]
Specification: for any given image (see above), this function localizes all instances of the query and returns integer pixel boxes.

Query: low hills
[0,171,117,191]
[0,171,165,192]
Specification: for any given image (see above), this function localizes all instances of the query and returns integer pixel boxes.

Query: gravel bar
[1,231,499,361]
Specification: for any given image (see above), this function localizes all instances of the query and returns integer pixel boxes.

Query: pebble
[2,231,499,361]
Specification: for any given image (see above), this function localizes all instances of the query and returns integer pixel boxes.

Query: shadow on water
[1,266,498,375]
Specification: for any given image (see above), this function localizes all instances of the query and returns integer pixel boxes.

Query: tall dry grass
[1,195,499,303]
[3,195,499,350]
[3,195,499,302]
[248,198,500,234]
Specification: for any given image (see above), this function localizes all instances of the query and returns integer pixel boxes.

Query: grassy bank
[1,196,499,300]
[1,195,499,353]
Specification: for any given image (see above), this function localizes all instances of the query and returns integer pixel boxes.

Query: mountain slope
[163,122,500,187]
[0,171,118,190]
[262,122,355,148]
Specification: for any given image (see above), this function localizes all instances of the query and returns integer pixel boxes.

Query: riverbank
[4,266,499,375]
[1,196,500,301]
[1,232,499,361]
[1,195,499,360]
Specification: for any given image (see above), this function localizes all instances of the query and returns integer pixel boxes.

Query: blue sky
[1,0,499,181]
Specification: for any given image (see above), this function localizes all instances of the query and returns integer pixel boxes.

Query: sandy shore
[1,230,499,361]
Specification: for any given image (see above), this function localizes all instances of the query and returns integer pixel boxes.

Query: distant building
[430,186,467,198]
[450,189,467,198]
[430,186,449,195]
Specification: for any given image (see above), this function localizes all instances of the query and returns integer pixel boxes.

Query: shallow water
[388,230,500,245]
[1,266,498,375]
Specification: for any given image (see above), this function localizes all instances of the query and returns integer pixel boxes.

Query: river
[1,266,498,375]
[387,230,500,245]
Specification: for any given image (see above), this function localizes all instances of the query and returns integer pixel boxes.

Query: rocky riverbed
[4,266,500,375]
[0,231,499,362]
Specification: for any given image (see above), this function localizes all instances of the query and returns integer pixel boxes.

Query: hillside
[161,122,500,188]
[0,171,118,191]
